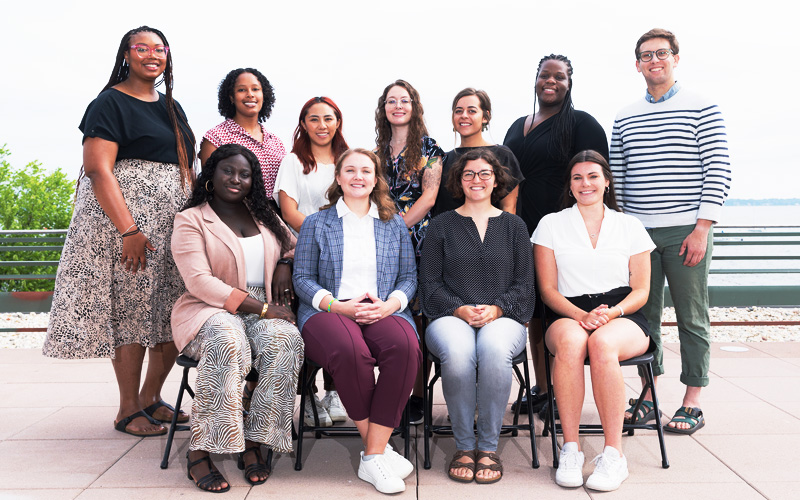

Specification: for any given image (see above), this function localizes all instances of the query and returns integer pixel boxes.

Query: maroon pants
[301,312,420,428]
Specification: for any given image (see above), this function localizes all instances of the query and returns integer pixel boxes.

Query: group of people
[43,24,731,495]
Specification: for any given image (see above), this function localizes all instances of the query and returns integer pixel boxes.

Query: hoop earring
[205,180,214,192]
[605,186,610,193]
[568,191,574,198]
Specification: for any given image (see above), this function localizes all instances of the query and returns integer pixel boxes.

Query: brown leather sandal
[475,450,503,484]
[448,449,476,483]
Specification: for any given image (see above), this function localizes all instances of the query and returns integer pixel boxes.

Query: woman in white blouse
[274,96,349,234]
[273,96,350,427]
[532,150,655,492]
[293,148,420,495]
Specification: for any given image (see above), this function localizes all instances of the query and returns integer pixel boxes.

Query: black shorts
[548,286,650,337]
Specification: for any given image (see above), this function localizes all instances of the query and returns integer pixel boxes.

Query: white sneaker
[555,442,585,488]
[303,394,332,427]
[586,446,629,491]
[322,391,348,422]
[383,443,414,479]
[358,452,406,494]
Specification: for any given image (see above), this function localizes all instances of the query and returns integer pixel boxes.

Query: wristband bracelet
[277,258,293,266]
[259,302,269,319]
[327,298,338,313]
[616,305,625,317]
[122,228,141,238]
[121,223,137,235]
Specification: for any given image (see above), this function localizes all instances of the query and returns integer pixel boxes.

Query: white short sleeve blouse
[531,205,655,297]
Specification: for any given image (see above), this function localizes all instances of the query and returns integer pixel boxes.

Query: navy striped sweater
[610,88,731,228]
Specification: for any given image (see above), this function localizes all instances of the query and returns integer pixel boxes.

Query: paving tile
[0,383,108,408]
[750,481,800,500]
[710,357,800,377]
[750,342,800,357]
[725,376,800,403]
[10,406,151,441]
[687,400,800,435]
[0,361,114,384]
[626,375,759,404]
[772,401,800,419]
[76,487,250,499]
[0,439,135,489]
[0,406,59,440]
[592,482,764,500]
[265,436,418,498]
[0,489,83,500]
[695,434,800,483]
[708,342,772,358]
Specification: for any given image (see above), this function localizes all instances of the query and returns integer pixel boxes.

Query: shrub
[0,145,75,292]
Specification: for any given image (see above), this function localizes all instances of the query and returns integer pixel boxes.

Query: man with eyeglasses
[610,28,731,440]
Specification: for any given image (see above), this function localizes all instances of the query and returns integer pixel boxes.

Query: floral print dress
[384,136,444,258]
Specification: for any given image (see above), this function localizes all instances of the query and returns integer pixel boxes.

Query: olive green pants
[639,224,712,387]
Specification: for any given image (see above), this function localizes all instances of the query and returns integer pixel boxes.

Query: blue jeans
[426,316,527,451]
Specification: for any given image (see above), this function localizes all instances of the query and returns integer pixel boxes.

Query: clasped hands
[579,304,614,331]
[455,304,502,328]
[339,292,400,325]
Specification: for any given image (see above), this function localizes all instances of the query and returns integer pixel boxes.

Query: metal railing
[1,226,798,331]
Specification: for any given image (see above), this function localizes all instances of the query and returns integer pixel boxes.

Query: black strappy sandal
[186,451,230,493]
[238,445,270,485]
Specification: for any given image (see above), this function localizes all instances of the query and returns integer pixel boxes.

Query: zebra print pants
[183,289,303,454]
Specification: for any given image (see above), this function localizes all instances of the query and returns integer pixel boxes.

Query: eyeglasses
[129,44,169,58]
[461,169,494,181]
[638,49,672,62]
[385,98,413,107]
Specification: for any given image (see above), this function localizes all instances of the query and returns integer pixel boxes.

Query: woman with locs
[504,54,609,415]
[44,25,195,437]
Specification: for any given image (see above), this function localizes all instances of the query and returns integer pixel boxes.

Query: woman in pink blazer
[171,144,303,493]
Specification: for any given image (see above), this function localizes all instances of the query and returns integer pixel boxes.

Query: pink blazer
[170,203,295,351]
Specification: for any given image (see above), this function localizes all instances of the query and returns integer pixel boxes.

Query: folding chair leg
[645,362,669,468]
[521,356,539,468]
[295,363,310,471]
[161,366,190,469]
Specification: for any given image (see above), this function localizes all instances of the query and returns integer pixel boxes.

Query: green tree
[0,145,75,291]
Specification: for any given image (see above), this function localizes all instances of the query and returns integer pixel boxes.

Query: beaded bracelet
[259,302,269,319]
[327,298,338,313]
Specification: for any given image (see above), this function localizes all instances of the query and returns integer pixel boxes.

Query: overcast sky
[1,0,795,200]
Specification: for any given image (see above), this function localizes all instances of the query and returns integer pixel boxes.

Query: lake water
[711,205,800,287]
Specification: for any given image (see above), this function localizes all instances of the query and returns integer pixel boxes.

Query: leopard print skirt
[43,159,187,359]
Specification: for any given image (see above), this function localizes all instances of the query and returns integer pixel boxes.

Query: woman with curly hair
[294,148,421,494]
[44,25,195,437]
[200,68,285,202]
[375,79,443,424]
[375,79,444,257]
[421,148,535,484]
[172,144,303,492]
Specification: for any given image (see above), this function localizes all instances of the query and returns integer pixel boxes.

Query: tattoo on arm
[422,157,442,193]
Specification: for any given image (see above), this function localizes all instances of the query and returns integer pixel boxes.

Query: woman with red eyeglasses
[44,26,195,439]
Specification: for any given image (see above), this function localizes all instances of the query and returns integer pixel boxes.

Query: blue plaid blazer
[293,206,417,331]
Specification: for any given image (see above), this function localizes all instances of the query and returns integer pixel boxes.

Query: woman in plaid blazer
[293,148,421,494]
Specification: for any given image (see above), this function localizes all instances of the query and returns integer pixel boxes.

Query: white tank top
[238,235,265,288]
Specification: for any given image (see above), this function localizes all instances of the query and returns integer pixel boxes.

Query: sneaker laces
[561,449,582,469]
[590,452,616,476]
